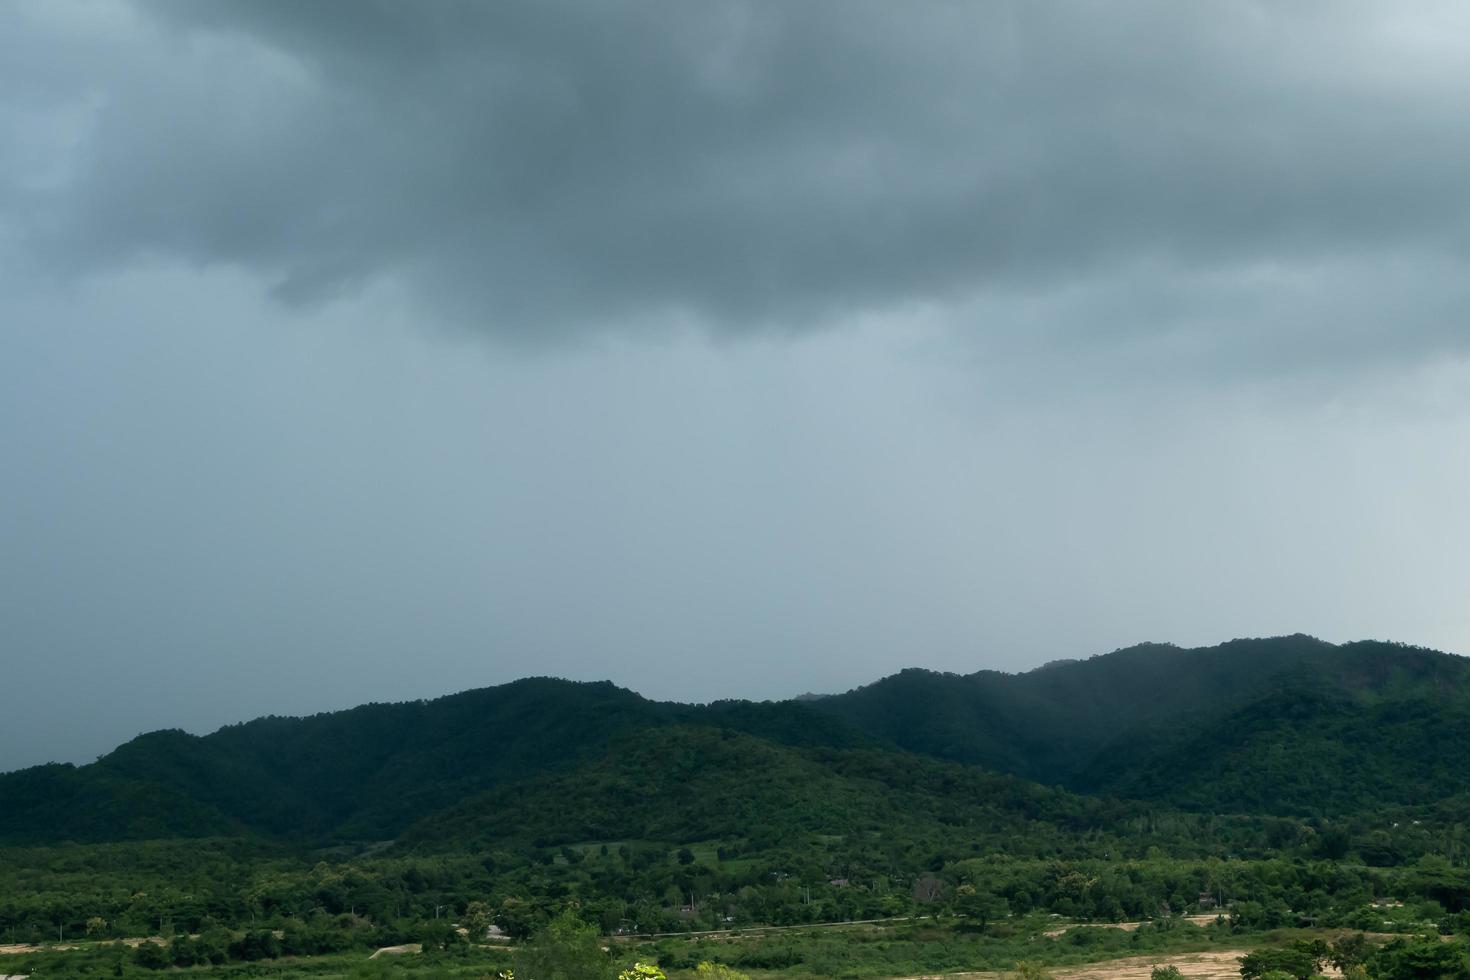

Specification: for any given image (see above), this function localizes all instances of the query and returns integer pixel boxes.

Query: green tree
[170,934,200,967]
[522,910,613,980]
[954,884,1007,928]
[695,964,748,980]
[465,900,493,940]
[134,941,171,970]
[1368,938,1470,980]
[230,929,283,961]
[1331,934,1372,972]
[622,965,668,980]
[1240,948,1317,980]
[497,898,542,940]
[418,918,464,952]
[196,927,232,965]
[1013,961,1056,980]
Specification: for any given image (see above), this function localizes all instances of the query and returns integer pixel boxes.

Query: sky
[4,1,1470,772]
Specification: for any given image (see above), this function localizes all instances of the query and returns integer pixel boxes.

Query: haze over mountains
[4,635,1467,849]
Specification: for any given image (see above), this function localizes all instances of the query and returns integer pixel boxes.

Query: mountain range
[4,634,1468,848]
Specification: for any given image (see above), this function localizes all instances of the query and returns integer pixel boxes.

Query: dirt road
[1043,916,1223,938]
[0,937,161,956]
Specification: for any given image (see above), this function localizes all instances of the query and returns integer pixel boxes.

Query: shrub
[134,940,171,970]
[1240,948,1317,980]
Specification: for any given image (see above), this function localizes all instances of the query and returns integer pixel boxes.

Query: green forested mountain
[0,679,876,845]
[11,635,1470,964]
[398,725,1119,854]
[1,678,660,843]
[812,635,1470,814]
[1074,688,1470,815]
[2,635,1469,851]
[807,636,1347,781]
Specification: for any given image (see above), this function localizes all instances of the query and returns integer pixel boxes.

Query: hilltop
[3,635,1468,849]
[813,634,1470,813]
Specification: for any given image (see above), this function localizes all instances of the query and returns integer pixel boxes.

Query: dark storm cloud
[7,1,1470,353]
[7,2,1470,775]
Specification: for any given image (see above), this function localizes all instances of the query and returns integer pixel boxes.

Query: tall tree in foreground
[522,911,614,980]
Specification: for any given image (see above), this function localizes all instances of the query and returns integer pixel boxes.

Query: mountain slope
[0,678,873,845]
[399,724,1164,857]
[808,635,1336,781]
[811,636,1470,807]
[4,635,1469,846]
[1075,686,1470,815]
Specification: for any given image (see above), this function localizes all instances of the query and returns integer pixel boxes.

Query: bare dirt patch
[890,949,1255,980]
[1043,916,1224,939]
[1012,950,1334,980]
[368,944,423,959]
[1055,951,1254,980]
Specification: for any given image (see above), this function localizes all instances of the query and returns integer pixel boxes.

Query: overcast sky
[4,1,1470,772]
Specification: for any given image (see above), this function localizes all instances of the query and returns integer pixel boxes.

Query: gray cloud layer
[5,3,1470,773]
[6,1,1470,365]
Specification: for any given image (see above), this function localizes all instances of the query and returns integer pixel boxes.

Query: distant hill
[0,678,872,845]
[1073,685,1470,815]
[811,635,1470,813]
[2,635,1467,846]
[809,635,1336,781]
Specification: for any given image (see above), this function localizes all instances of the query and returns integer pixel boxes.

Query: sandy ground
[368,943,423,959]
[1057,951,1260,980]
[1043,916,1223,938]
[893,947,1347,980]
[892,949,1253,980]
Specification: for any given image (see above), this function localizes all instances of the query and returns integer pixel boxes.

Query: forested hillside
[9,635,1470,967]
[0,680,878,845]
[400,725,1152,856]
[813,635,1470,815]
[3,635,1469,851]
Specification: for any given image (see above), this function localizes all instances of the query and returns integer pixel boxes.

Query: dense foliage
[6,636,1470,980]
